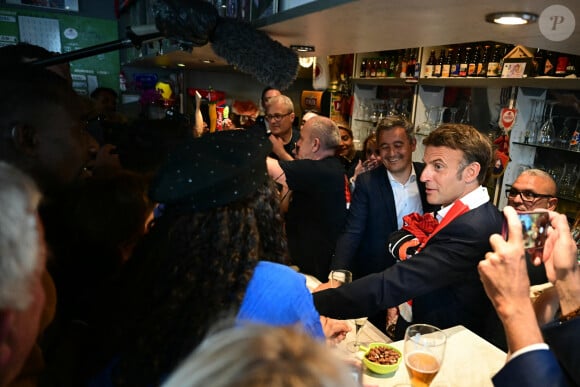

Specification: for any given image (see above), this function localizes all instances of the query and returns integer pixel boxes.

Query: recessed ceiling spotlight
[290,45,315,53]
[201,59,215,64]
[177,63,186,67]
[486,12,538,25]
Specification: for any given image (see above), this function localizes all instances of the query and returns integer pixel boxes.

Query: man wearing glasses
[265,95,300,161]
[506,168,558,285]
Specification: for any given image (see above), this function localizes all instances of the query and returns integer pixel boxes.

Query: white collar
[437,185,489,220]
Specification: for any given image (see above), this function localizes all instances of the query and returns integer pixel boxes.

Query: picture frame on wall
[5,0,79,12]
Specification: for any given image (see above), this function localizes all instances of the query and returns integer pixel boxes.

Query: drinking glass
[523,98,542,144]
[417,106,435,134]
[347,317,368,352]
[329,269,352,287]
[538,101,557,145]
[404,324,446,387]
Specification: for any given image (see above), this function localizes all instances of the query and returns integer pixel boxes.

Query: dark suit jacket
[492,350,568,387]
[331,162,436,280]
[542,316,580,386]
[314,202,507,350]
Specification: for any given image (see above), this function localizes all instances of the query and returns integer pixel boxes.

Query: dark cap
[150,129,272,211]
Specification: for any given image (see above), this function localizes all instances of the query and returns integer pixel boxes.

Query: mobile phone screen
[503,211,550,255]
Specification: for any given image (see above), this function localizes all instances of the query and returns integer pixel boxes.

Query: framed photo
[5,0,79,12]
[501,58,532,78]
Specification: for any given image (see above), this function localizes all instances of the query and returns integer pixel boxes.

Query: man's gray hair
[308,116,340,150]
[265,94,294,113]
[0,162,42,310]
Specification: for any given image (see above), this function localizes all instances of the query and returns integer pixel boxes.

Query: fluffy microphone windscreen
[153,0,218,46]
[210,18,299,90]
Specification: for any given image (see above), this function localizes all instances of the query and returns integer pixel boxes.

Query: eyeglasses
[505,188,553,203]
[265,112,292,122]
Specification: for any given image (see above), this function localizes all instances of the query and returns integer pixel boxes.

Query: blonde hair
[163,323,359,387]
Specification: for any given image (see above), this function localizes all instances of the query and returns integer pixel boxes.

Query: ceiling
[129,0,580,72]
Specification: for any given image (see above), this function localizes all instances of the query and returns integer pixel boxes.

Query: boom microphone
[152,0,298,90]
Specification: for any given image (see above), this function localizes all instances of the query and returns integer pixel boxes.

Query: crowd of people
[0,42,578,387]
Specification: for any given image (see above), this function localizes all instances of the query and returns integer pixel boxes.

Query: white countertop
[333,323,507,387]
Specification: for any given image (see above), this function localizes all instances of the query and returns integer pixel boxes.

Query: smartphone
[503,211,550,254]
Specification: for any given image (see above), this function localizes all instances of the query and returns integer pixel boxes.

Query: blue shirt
[237,261,325,339]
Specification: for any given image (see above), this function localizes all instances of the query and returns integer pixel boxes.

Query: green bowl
[360,342,402,375]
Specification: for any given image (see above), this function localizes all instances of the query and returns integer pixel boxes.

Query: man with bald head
[506,168,558,285]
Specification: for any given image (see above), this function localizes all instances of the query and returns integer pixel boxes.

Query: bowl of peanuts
[360,342,402,374]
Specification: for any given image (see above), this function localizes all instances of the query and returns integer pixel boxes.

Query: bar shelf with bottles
[353,43,580,90]
[354,48,422,86]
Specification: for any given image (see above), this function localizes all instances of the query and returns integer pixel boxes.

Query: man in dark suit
[330,116,436,280]
[313,124,506,350]
[480,207,578,387]
[320,116,436,332]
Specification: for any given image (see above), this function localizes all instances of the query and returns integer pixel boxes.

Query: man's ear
[10,125,38,156]
[463,161,481,183]
[547,197,559,211]
[312,137,321,153]
[0,310,14,368]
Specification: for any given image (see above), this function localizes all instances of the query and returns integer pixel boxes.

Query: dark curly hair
[109,179,288,386]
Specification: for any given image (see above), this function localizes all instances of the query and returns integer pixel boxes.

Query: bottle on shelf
[388,53,397,77]
[486,44,501,77]
[360,58,367,78]
[477,44,490,77]
[467,45,479,77]
[566,56,576,76]
[406,48,417,79]
[459,46,471,77]
[433,48,445,77]
[400,49,409,78]
[413,49,421,79]
[424,49,436,78]
[534,48,546,76]
[365,58,371,77]
[441,47,453,78]
[450,46,462,77]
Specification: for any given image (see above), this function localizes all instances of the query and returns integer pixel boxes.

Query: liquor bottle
[441,48,453,78]
[370,58,377,77]
[459,46,471,77]
[477,44,490,77]
[389,52,397,77]
[555,52,569,77]
[534,48,546,76]
[498,44,512,76]
[413,49,421,79]
[406,49,416,79]
[400,49,409,78]
[450,47,462,77]
[360,59,367,78]
[377,58,384,77]
[566,55,576,76]
[433,48,445,77]
[467,45,479,77]
[544,51,556,76]
[486,45,501,77]
[383,56,391,77]
[424,50,436,78]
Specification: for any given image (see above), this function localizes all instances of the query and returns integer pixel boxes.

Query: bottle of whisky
[433,48,445,77]
[424,50,436,78]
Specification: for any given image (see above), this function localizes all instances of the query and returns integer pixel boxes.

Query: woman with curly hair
[87,130,349,387]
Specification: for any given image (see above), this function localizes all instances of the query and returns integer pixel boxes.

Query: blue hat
[150,130,272,211]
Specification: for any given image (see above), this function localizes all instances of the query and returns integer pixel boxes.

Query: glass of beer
[404,324,446,387]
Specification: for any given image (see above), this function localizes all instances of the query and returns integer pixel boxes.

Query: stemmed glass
[347,316,368,352]
[434,106,448,128]
[523,98,542,144]
[417,106,435,134]
[404,324,446,387]
[538,101,557,145]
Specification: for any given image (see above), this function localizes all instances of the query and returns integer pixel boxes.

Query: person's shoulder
[253,262,306,286]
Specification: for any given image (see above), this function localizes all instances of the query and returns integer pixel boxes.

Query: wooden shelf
[352,76,580,90]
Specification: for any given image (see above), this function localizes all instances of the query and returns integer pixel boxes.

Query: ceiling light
[290,45,315,53]
[201,59,214,64]
[177,63,186,67]
[299,57,315,68]
[486,12,538,25]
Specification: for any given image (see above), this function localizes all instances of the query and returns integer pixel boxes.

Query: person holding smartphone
[479,207,579,386]
[506,168,558,285]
